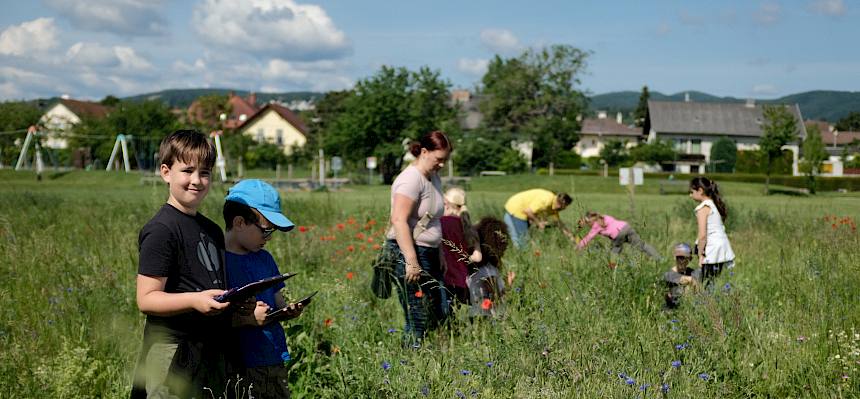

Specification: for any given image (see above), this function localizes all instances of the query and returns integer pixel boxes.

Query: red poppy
[534,250,541,257]
[324,318,333,328]
[372,244,381,250]
[347,245,355,252]
[481,298,493,310]
[367,238,374,243]
[365,224,373,231]
[347,217,356,225]
[298,226,308,233]
[337,223,345,231]
[368,219,377,226]
[356,232,365,240]
[346,272,354,280]
[414,290,424,298]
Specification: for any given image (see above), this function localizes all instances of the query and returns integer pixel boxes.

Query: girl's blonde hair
[444,187,477,247]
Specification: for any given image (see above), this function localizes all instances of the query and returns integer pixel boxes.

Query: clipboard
[265,291,317,320]
[215,272,297,303]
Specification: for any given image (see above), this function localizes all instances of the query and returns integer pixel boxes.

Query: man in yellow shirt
[503,189,573,248]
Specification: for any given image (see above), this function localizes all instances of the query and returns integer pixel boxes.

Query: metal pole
[106,135,122,171]
[15,127,36,171]
[318,148,325,188]
[213,132,227,182]
[120,135,131,172]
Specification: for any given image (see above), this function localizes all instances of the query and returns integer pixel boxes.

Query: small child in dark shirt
[664,243,700,308]
[466,217,511,317]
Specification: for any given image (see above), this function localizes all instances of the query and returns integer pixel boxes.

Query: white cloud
[65,42,153,71]
[173,59,207,74]
[754,2,781,25]
[44,0,167,36]
[809,0,846,16]
[480,28,521,55]
[752,84,778,95]
[260,58,352,91]
[457,58,488,76]
[0,18,59,56]
[192,0,351,61]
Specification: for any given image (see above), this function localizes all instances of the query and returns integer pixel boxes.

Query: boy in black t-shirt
[131,130,235,398]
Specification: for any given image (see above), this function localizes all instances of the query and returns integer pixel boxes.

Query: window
[276,129,284,146]
[691,139,701,154]
[256,128,264,142]
[674,139,686,153]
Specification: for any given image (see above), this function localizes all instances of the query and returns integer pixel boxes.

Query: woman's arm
[695,206,709,266]
[391,193,422,283]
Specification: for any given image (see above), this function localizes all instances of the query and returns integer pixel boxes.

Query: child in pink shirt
[576,211,661,262]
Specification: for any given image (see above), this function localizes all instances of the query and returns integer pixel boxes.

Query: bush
[736,150,792,174]
[710,137,737,173]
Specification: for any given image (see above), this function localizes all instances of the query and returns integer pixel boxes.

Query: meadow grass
[0,170,858,398]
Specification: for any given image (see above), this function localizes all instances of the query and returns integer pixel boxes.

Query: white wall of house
[38,104,80,149]
[575,134,638,158]
[241,110,307,155]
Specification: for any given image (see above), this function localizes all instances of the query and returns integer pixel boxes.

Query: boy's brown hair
[475,216,510,269]
[158,129,216,169]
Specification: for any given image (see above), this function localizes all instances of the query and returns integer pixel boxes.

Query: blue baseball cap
[225,179,294,231]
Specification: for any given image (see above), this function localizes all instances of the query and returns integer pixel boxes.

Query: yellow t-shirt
[504,189,557,220]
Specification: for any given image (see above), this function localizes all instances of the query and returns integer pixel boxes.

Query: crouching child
[664,243,699,309]
[466,217,511,317]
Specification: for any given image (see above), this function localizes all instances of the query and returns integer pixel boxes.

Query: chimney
[597,110,607,119]
[248,92,257,106]
[684,92,690,102]
[745,98,755,108]
[616,112,623,124]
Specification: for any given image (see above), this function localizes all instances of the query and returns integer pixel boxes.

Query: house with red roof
[238,102,308,154]
[187,92,260,130]
[39,97,112,149]
[575,111,643,158]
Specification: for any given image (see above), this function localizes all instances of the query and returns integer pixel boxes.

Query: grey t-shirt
[386,165,444,247]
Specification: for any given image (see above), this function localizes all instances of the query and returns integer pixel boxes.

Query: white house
[645,100,807,174]
[575,111,642,158]
[238,103,308,154]
[39,98,111,149]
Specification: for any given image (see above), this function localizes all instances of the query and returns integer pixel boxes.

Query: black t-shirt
[138,203,228,340]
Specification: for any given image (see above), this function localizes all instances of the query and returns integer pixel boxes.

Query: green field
[1,170,859,398]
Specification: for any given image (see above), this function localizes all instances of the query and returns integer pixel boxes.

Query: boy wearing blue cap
[223,179,305,399]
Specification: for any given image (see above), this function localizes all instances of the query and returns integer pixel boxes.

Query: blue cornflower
[625,377,636,385]
[420,385,429,396]
[486,361,494,368]
[618,372,628,379]
[671,360,682,368]
[698,373,710,381]
[670,319,679,323]
[381,361,391,371]
[461,369,471,376]
[661,383,670,393]
[66,287,73,293]
[675,342,689,350]
[639,383,650,391]
[387,328,397,333]
[723,282,731,291]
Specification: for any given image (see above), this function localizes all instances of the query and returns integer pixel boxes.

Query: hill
[590,90,860,122]
[123,88,323,108]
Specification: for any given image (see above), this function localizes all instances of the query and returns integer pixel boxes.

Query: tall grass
[0,170,858,397]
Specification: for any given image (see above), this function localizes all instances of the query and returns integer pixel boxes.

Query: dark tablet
[215,272,297,303]
[266,291,317,320]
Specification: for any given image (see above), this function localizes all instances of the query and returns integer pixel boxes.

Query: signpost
[331,156,342,180]
[366,156,377,184]
[619,167,644,215]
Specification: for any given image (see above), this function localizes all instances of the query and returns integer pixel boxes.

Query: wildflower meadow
[1,170,859,398]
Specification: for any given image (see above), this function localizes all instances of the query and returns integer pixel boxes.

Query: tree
[799,124,828,194]
[100,95,121,107]
[0,101,42,166]
[190,94,231,132]
[453,129,526,175]
[70,100,180,169]
[634,85,650,128]
[323,66,457,184]
[629,140,676,167]
[759,105,798,193]
[599,139,629,167]
[709,137,737,173]
[835,111,860,132]
[479,44,589,168]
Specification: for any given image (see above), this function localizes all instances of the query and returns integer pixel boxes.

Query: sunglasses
[255,223,277,239]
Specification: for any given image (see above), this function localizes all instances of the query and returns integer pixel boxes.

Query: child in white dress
[689,177,735,289]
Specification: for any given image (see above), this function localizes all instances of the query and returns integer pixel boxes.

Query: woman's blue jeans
[389,240,448,346]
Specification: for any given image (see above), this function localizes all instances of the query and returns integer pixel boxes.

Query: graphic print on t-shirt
[196,232,221,284]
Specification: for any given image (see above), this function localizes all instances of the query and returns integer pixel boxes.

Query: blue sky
[0,0,856,101]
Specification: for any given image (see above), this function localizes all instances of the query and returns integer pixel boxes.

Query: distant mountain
[123,88,323,108]
[589,90,860,122]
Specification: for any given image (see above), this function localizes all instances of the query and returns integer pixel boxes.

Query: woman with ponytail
[387,131,452,347]
[689,176,735,288]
